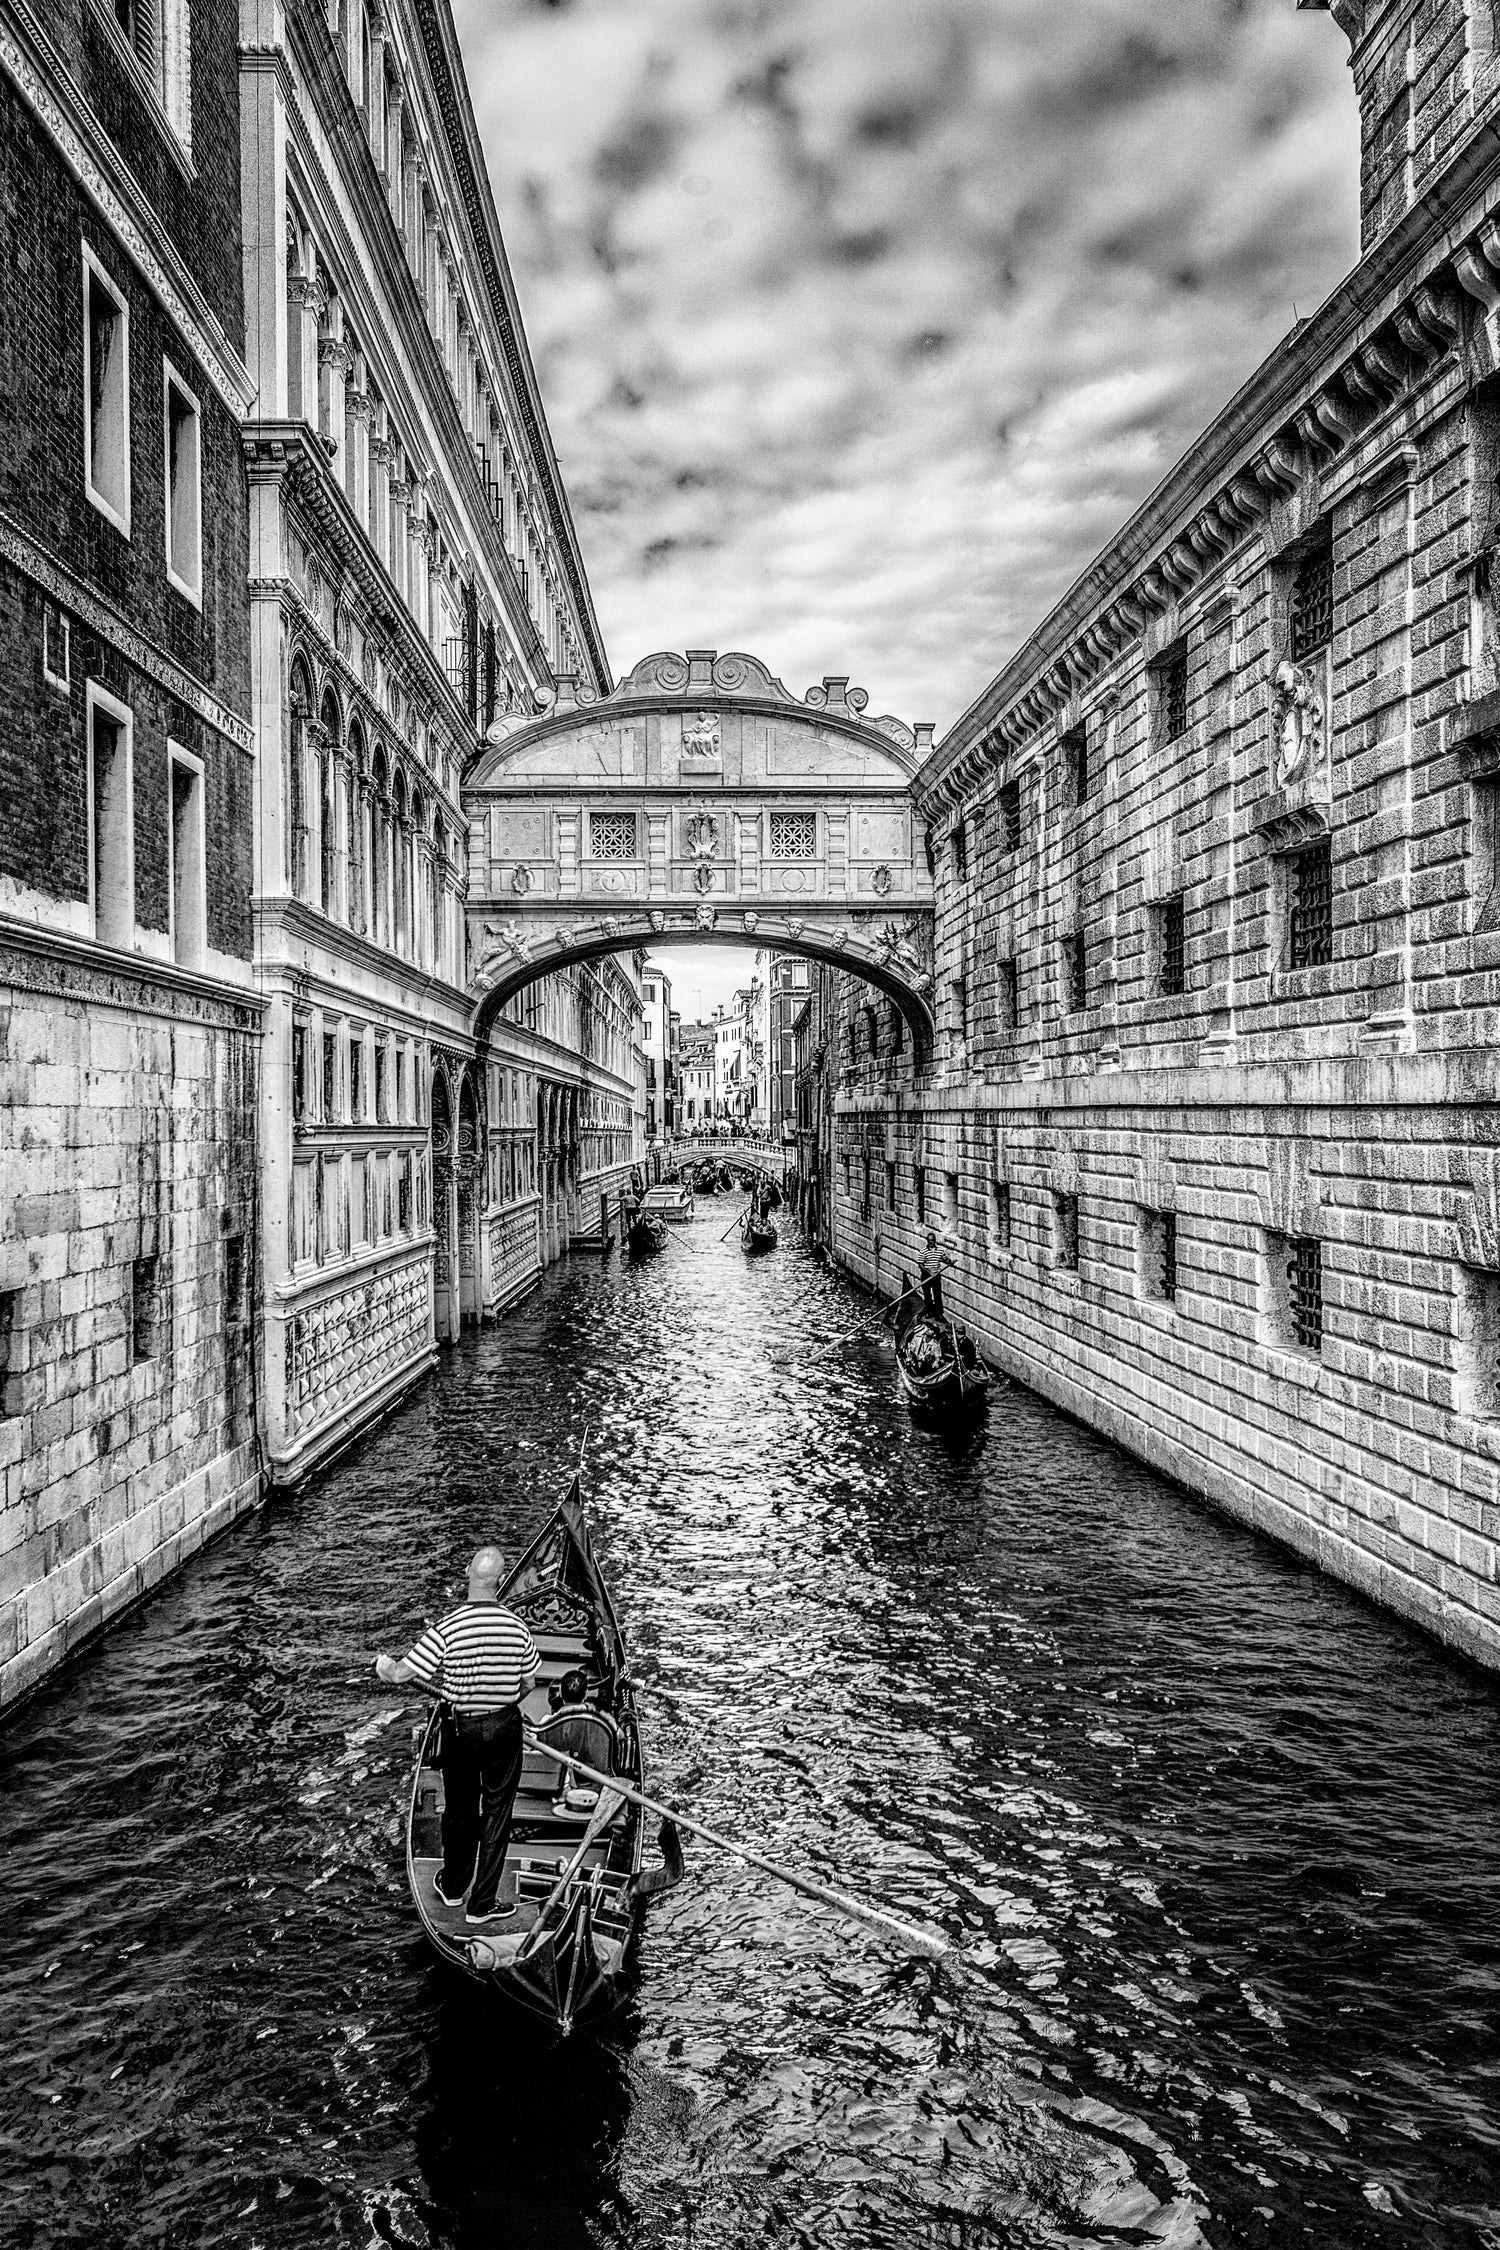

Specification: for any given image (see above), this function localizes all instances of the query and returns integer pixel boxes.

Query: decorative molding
[0,513,255,754]
[0,914,262,1031]
[0,11,253,416]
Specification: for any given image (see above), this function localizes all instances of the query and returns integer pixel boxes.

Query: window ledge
[86,0,196,181]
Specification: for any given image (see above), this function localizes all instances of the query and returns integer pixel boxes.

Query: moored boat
[404,1481,682,2033]
[893,1306,991,1420]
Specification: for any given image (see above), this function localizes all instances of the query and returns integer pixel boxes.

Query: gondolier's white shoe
[433,1872,466,1908]
[467,1901,517,1925]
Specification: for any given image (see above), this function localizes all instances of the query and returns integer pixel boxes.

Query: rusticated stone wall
[0,935,261,1709]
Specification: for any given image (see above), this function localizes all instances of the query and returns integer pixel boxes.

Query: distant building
[641,960,674,1139]
[762,955,812,1140]
[677,1021,717,1127]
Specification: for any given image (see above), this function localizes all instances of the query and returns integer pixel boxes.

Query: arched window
[393,768,410,954]
[319,688,341,916]
[287,655,313,896]
[348,718,367,933]
[371,746,389,947]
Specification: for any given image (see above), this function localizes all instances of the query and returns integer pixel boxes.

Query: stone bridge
[670,1137,791,1180]
[462,649,937,1045]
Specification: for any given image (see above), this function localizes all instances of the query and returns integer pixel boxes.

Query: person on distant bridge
[919,1230,948,1322]
[374,1546,538,1926]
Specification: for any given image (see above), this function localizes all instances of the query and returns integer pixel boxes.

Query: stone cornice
[920,104,1500,810]
[1,4,253,416]
[407,0,611,695]
[269,31,546,688]
[258,892,472,1021]
[0,511,254,752]
[0,914,262,1030]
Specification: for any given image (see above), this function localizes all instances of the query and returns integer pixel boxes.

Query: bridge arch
[462,648,937,1049]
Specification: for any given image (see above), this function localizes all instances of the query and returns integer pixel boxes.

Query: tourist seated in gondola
[534,1667,619,1812]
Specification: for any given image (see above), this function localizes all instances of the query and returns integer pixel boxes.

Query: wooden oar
[516,1784,625,1960]
[523,1731,948,1959]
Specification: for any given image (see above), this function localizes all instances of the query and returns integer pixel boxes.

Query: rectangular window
[589,810,637,860]
[1289,533,1334,661]
[87,688,134,950]
[1061,723,1090,805]
[43,604,70,692]
[914,1164,926,1222]
[292,1021,308,1124]
[951,976,967,1043]
[322,1031,337,1121]
[989,1179,1012,1259]
[130,1254,159,1362]
[169,748,204,968]
[349,1034,363,1121]
[1157,894,1186,998]
[997,957,1019,1032]
[0,1290,19,1418]
[223,1233,244,1330]
[1266,1230,1323,1353]
[1053,1193,1079,1272]
[1287,839,1334,970]
[1140,1208,1178,1303]
[1458,1264,1500,1419]
[375,1042,388,1123]
[952,819,968,879]
[1154,642,1188,744]
[885,1160,896,1212]
[398,1154,413,1234]
[861,1153,871,1225]
[84,248,130,533]
[998,777,1022,852]
[163,363,202,603]
[396,1046,407,1122]
[768,812,817,860]
[1063,930,1087,1014]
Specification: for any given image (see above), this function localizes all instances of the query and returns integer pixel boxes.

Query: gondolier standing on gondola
[375,1546,539,1926]
[919,1230,947,1321]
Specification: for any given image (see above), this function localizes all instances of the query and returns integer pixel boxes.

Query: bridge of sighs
[462,649,938,1045]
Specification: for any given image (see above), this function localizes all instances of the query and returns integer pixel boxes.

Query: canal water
[2,1205,1499,2250]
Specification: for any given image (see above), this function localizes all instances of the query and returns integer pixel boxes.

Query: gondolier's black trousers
[921,1276,945,1321]
[440,1705,524,1915]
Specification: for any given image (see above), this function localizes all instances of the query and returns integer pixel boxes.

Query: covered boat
[741,1210,778,1254]
[893,1305,991,1420]
[404,1480,681,2033]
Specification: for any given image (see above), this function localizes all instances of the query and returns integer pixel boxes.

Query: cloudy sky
[452,0,1359,740]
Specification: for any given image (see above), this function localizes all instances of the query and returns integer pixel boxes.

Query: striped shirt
[403,1602,540,1713]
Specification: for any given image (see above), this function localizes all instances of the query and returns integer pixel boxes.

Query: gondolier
[919,1230,947,1320]
[375,1546,539,1925]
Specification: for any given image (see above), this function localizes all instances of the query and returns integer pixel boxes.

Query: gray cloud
[453,0,1358,727]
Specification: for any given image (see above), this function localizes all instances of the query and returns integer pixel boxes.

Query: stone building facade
[238,0,629,1483]
[0,0,261,1706]
[822,0,1500,1669]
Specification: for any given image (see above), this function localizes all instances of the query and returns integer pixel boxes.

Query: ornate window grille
[768,812,817,860]
[952,819,968,878]
[1288,840,1333,969]
[1290,539,1334,661]
[1159,645,1189,742]
[1061,723,1090,804]
[589,811,637,860]
[999,778,1023,851]
[998,957,1019,1029]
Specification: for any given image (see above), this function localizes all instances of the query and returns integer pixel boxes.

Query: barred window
[999,778,1022,852]
[1140,1208,1178,1303]
[1157,644,1189,743]
[1063,930,1088,1013]
[990,1180,1012,1255]
[1287,839,1333,970]
[997,957,1019,1031]
[914,1164,926,1221]
[1061,723,1091,805]
[769,812,817,860]
[589,811,637,860]
[1158,895,1186,997]
[1269,1231,1323,1353]
[1289,535,1334,662]
[1054,1193,1079,1272]
[952,820,968,878]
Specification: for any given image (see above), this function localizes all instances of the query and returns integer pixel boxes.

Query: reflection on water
[2,1208,1499,2248]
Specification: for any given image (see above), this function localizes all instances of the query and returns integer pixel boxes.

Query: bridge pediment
[462,647,936,1048]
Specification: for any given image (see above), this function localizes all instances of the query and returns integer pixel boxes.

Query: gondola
[625,1209,669,1258]
[762,1180,783,1211]
[691,1161,720,1196]
[741,1210,778,1254]
[404,1481,682,2034]
[893,1304,992,1420]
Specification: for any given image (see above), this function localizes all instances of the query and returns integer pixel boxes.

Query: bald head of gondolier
[372,1546,538,1695]
[466,1545,505,1599]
